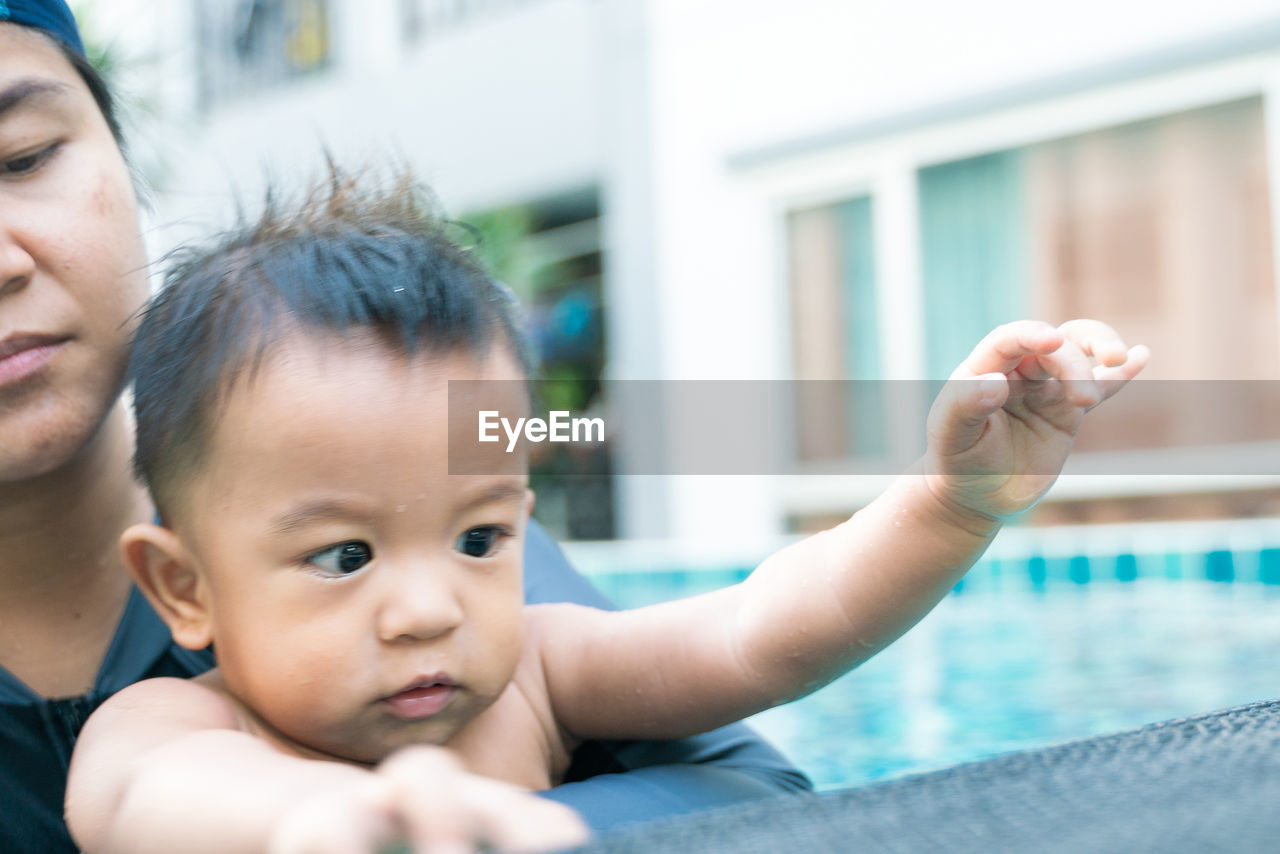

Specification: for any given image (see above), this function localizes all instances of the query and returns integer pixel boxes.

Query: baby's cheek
[280,640,366,697]
[472,625,525,696]
[222,627,338,706]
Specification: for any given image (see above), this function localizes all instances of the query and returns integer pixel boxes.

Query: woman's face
[0,24,148,482]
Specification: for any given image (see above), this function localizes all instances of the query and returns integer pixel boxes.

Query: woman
[0,3,809,851]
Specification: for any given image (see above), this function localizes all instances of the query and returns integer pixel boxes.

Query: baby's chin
[275,719,459,768]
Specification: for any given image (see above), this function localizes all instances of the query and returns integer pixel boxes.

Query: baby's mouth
[381,676,458,720]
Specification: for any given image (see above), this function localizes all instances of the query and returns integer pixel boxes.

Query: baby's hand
[268,746,588,854]
[923,319,1148,523]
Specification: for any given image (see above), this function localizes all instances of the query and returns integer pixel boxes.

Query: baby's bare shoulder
[67,678,257,849]
[89,674,243,735]
[522,601,610,640]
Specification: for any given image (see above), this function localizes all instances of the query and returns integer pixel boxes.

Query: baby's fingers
[268,777,398,854]
[927,372,1009,458]
[446,779,587,854]
[1092,343,1150,404]
[1024,339,1103,408]
[382,746,588,854]
[960,321,1063,378]
[1058,319,1131,367]
[960,321,1099,408]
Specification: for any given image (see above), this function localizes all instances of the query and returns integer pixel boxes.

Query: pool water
[585,549,1280,790]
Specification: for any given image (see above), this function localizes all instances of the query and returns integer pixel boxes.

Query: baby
[65,172,1146,854]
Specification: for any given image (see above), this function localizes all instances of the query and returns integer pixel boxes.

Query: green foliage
[68,1,120,80]
[68,0,172,189]
[461,205,537,301]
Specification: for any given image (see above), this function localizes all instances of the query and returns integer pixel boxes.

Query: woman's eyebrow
[0,78,70,121]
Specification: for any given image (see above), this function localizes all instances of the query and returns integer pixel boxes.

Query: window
[400,0,543,45]
[787,196,887,461]
[918,150,1027,377]
[1027,98,1275,382]
[468,189,614,540]
[196,0,331,109]
[787,97,1276,463]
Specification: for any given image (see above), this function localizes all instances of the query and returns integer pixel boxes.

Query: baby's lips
[380,673,460,720]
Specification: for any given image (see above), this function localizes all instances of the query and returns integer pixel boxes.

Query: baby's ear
[120,524,213,650]
[524,488,536,520]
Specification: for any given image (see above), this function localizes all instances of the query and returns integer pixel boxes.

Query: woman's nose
[0,225,36,297]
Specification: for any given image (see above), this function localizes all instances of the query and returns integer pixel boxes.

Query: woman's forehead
[0,26,96,136]
[0,0,86,56]
[0,21,81,84]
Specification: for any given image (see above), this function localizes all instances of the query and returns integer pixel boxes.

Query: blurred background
[78,0,1280,789]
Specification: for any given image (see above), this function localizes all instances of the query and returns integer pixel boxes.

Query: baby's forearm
[534,466,1003,741]
[733,465,1000,702]
[539,466,1004,741]
[69,728,372,854]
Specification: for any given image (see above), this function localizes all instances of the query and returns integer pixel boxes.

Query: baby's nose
[375,564,464,644]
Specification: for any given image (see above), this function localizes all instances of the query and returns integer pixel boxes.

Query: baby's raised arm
[66,678,584,854]
[535,320,1147,741]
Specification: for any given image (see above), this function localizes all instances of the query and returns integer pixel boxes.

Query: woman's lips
[0,335,67,388]
[381,679,457,720]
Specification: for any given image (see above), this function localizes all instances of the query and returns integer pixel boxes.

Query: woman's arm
[521,520,812,830]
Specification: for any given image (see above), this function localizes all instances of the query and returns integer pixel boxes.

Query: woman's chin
[0,396,124,486]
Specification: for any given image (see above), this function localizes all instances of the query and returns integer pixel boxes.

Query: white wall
[139,0,608,252]
[632,0,1280,541]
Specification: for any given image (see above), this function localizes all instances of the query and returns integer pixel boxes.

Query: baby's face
[174,333,532,764]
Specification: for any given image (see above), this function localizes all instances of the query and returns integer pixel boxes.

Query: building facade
[96,0,1280,543]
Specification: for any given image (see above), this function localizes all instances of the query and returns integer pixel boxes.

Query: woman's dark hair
[58,40,124,149]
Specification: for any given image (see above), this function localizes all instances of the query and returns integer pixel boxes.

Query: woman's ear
[120,523,213,650]
[524,488,536,520]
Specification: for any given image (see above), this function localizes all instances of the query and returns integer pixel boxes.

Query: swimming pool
[570,519,1280,790]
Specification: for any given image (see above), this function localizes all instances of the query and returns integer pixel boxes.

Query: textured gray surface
[578,699,1280,852]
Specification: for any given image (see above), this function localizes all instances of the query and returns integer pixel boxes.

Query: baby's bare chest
[443,664,574,791]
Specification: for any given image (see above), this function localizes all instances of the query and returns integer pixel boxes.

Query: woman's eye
[455,526,507,558]
[1,144,58,177]
[308,541,374,575]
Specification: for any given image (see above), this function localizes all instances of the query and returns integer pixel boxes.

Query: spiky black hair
[129,165,533,518]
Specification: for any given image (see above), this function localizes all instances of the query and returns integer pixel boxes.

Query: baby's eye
[455,526,508,558]
[307,541,374,575]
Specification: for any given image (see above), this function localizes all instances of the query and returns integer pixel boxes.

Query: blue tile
[1205,549,1234,583]
[1069,554,1090,585]
[1027,555,1047,590]
[1259,548,1280,585]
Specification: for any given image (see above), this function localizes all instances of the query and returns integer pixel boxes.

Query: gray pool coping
[576,698,1280,852]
